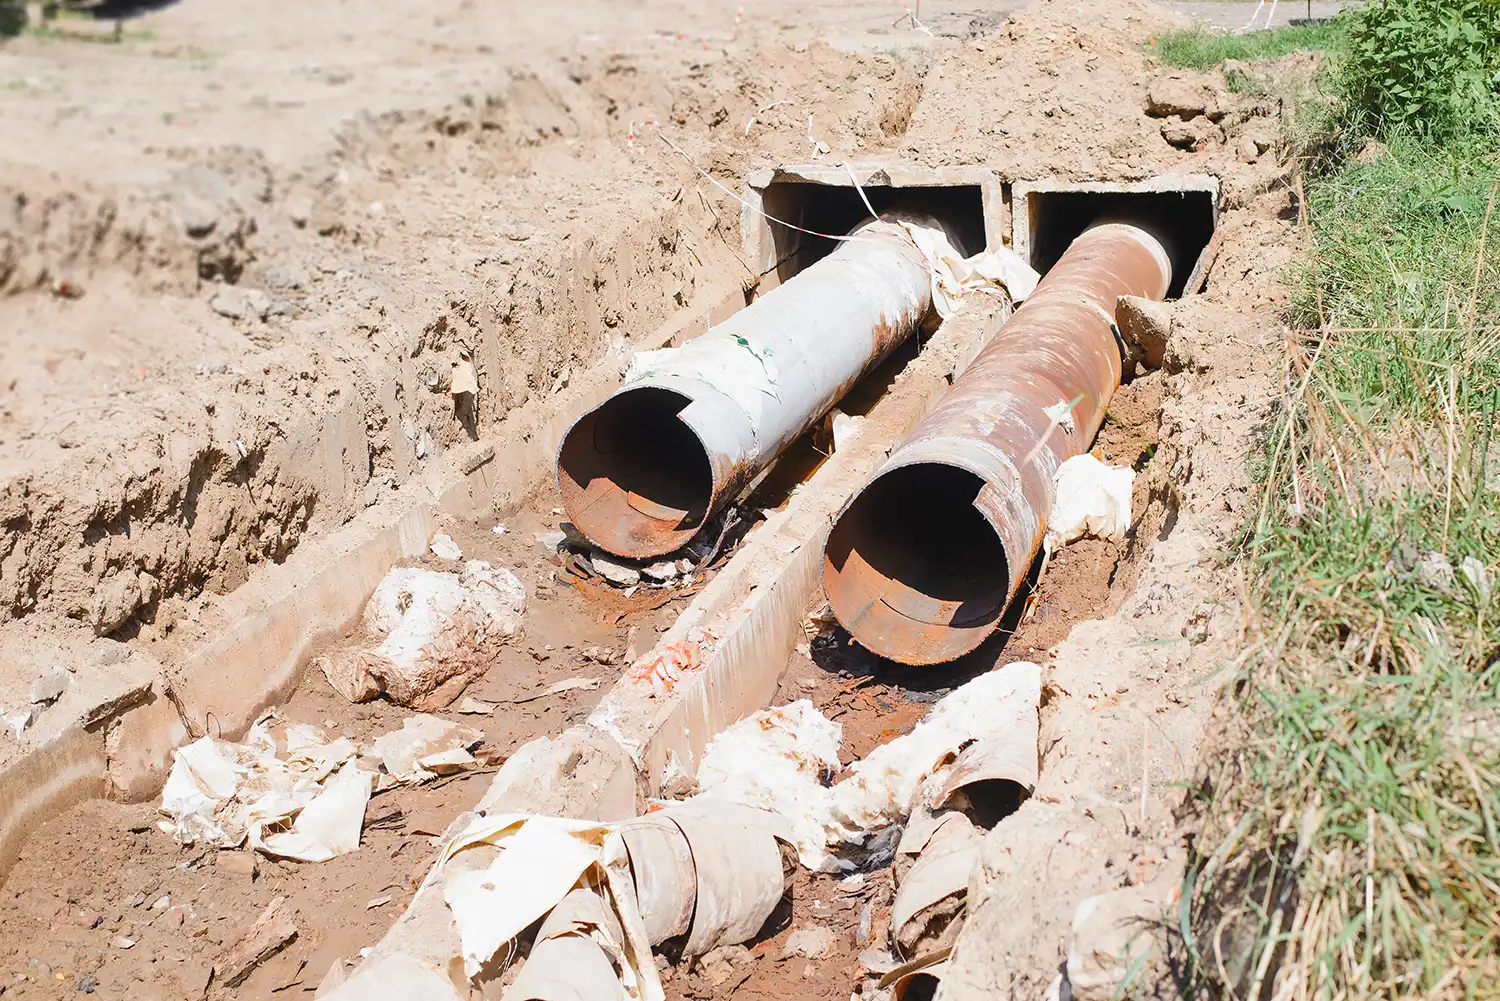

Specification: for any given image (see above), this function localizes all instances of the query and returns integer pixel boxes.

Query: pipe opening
[1025,188,1214,297]
[823,463,1010,664]
[557,387,713,558]
[757,182,986,283]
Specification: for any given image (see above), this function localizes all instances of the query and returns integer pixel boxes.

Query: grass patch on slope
[1146,22,1346,72]
[1185,1,1500,995]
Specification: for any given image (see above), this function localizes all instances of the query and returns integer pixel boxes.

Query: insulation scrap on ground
[158,714,484,861]
[685,663,1043,870]
[1045,453,1136,555]
[316,561,525,708]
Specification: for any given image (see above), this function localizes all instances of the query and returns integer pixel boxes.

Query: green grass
[1189,96,1500,1001]
[1146,21,1347,72]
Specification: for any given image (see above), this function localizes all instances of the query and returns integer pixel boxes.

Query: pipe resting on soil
[823,220,1173,665]
[557,210,958,559]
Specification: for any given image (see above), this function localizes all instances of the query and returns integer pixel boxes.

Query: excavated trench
[0,169,1211,1001]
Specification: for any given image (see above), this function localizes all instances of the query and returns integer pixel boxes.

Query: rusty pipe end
[823,462,1013,666]
[557,387,714,559]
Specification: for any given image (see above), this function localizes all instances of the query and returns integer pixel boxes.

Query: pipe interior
[826,463,1011,632]
[557,388,713,554]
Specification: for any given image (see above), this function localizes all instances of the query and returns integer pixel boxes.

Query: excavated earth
[0,0,1299,997]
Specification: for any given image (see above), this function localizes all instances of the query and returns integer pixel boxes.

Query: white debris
[641,560,680,583]
[369,714,482,784]
[490,523,507,535]
[689,700,842,869]
[899,221,1040,318]
[317,562,524,707]
[592,554,642,587]
[1043,399,1077,436]
[158,715,484,861]
[1045,454,1135,556]
[253,762,371,863]
[534,529,567,553]
[438,813,662,1000]
[3,707,34,739]
[781,926,836,960]
[429,533,463,561]
[456,697,496,715]
[831,409,864,450]
[826,663,1043,847]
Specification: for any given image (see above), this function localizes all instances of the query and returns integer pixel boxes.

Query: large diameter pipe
[558,212,951,559]
[822,221,1172,665]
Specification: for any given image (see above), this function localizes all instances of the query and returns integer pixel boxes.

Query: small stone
[1237,134,1260,163]
[149,894,171,912]
[499,220,534,242]
[1160,116,1211,151]
[215,852,257,881]
[781,926,836,960]
[77,973,98,993]
[209,286,270,322]
[114,937,136,950]
[363,481,380,507]
[92,574,142,636]
[29,671,70,705]
[796,677,818,691]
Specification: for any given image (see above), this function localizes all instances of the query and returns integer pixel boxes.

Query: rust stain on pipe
[822,221,1173,665]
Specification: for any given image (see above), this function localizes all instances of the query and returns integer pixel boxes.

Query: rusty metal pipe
[822,221,1172,665]
[558,211,955,559]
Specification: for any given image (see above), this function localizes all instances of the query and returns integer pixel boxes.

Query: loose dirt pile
[0,0,1300,996]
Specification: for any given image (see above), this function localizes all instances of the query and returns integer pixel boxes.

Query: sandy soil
[0,0,1305,997]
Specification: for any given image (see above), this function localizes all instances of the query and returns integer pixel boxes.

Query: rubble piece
[214,895,298,988]
[1066,877,1178,1001]
[689,700,842,868]
[4,707,35,738]
[624,631,718,697]
[508,889,633,1001]
[899,221,1039,316]
[641,560,681,583]
[429,533,463,561]
[1044,454,1135,555]
[316,561,524,708]
[592,554,642,588]
[1115,295,1171,369]
[456,697,496,715]
[370,714,483,784]
[781,926,836,960]
[29,671,70,705]
[1144,74,1220,119]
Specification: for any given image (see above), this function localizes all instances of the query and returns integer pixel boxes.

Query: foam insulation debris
[1045,453,1136,556]
[686,663,1042,871]
[158,714,484,860]
[316,562,525,707]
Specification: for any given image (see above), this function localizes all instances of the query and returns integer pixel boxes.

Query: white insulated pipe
[558,211,953,558]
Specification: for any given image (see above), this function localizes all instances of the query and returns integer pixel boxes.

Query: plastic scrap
[1044,454,1135,556]
[158,715,484,861]
[317,561,525,707]
[438,813,662,1000]
[899,221,1040,318]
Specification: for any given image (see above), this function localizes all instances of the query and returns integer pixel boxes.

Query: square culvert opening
[1022,186,1217,299]
[757,182,988,285]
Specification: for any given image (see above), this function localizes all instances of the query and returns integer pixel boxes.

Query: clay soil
[1,0,1302,996]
